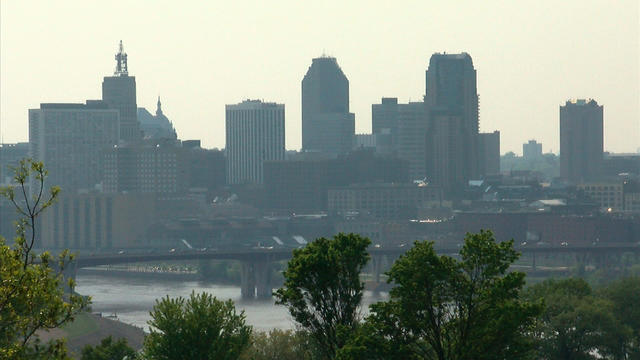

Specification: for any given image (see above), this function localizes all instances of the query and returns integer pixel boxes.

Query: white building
[29,101,120,193]
[226,100,285,184]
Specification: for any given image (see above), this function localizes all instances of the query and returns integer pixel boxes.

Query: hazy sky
[1,1,638,154]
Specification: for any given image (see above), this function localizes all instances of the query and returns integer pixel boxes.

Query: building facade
[226,100,285,184]
[29,102,120,193]
[372,97,399,152]
[328,183,443,219]
[103,140,181,194]
[0,142,29,183]
[302,56,354,155]
[523,140,543,161]
[39,193,156,249]
[577,182,624,211]
[478,131,500,176]
[424,53,479,195]
[397,101,429,181]
[560,99,603,183]
[264,150,409,211]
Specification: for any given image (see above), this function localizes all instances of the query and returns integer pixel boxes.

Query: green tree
[0,159,88,359]
[81,336,137,360]
[526,278,631,360]
[142,291,251,360]
[239,329,312,360]
[340,230,542,360]
[274,233,371,360]
[600,277,640,359]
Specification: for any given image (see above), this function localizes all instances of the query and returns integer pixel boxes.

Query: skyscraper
[560,99,603,183]
[29,101,120,193]
[226,100,285,184]
[301,57,354,155]
[102,41,141,143]
[397,102,428,180]
[424,53,479,194]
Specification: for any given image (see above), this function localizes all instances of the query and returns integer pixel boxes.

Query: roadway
[73,244,640,268]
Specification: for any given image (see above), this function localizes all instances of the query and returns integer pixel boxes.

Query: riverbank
[37,312,145,359]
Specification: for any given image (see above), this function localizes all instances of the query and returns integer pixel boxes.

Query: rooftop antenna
[114,40,128,76]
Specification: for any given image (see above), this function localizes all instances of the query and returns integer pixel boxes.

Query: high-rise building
[302,57,354,155]
[0,142,29,182]
[102,41,141,143]
[372,97,399,150]
[226,100,285,184]
[523,140,543,161]
[372,97,428,179]
[560,99,603,183]
[397,102,428,180]
[29,101,120,193]
[478,131,500,176]
[424,53,479,194]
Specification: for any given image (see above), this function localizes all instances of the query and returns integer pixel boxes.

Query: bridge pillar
[532,252,536,272]
[255,261,272,299]
[240,262,256,299]
[372,255,383,284]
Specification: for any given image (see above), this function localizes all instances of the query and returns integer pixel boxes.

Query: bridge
[63,244,640,299]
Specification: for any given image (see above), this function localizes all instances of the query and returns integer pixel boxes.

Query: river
[76,273,388,332]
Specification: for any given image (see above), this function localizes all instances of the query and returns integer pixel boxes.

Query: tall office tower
[560,99,603,183]
[397,102,428,180]
[523,140,543,161]
[424,53,479,194]
[302,56,355,155]
[29,101,120,193]
[478,131,500,176]
[372,98,427,179]
[102,41,141,143]
[372,97,398,144]
[226,100,285,184]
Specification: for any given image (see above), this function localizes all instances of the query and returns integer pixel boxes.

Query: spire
[156,96,163,116]
[114,40,128,76]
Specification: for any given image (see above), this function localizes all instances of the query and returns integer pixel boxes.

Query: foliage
[600,277,640,358]
[526,278,632,360]
[274,233,371,360]
[239,329,312,360]
[0,159,88,359]
[339,230,542,360]
[80,336,137,360]
[142,291,251,360]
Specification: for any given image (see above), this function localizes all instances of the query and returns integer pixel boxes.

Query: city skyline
[1,1,638,154]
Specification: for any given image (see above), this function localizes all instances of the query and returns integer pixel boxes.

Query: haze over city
[1,0,638,154]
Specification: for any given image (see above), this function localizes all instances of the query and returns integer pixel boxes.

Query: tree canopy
[526,278,634,360]
[339,230,542,360]
[81,336,137,360]
[142,291,251,360]
[0,159,88,359]
[274,233,371,360]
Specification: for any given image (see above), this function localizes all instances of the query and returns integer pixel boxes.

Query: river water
[76,274,387,332]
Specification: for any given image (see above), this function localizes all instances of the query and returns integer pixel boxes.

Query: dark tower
[102,41,140,143]
[301,57,354,155]
[424,53,479,195]
[560,99,603,183]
